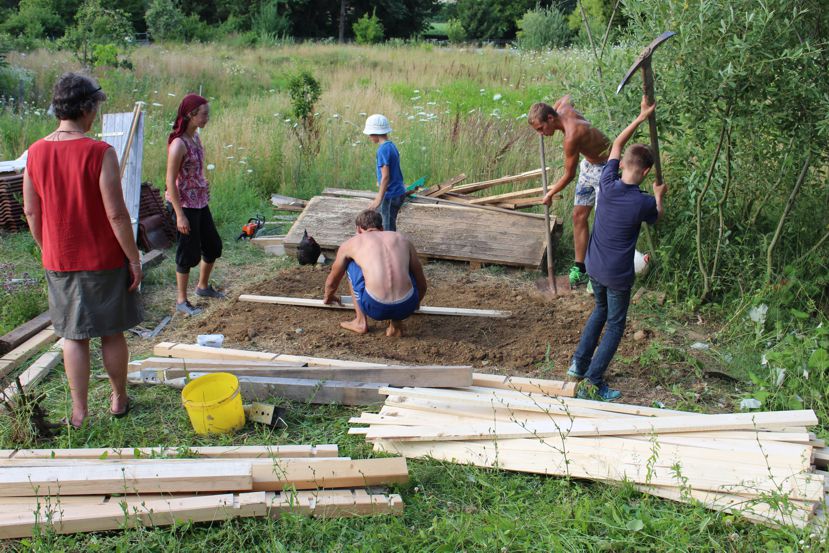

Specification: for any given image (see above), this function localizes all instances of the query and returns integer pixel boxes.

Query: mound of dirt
[178,264,682,404]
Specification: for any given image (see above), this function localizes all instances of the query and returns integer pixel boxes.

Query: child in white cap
[363,114,405,231]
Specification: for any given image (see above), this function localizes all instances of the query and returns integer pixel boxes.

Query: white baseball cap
[363,113,392,135]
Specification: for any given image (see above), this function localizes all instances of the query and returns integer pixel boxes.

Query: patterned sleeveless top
[166,133,209,209]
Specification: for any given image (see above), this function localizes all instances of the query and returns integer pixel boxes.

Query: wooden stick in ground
[119,103,142,179]
[539,136,557,295]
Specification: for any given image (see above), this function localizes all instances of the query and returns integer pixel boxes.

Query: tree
[516,6,571,50]
[59,0,134,68]
[2,0,63,40]
[146,0,186,41]
[454,0,536,41]
[352,9,383,44]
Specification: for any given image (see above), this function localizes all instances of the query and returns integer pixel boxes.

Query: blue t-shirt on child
[376,141,405,198]
[585,159,658,291]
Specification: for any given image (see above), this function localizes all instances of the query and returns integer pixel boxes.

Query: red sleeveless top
[26,137,125,272]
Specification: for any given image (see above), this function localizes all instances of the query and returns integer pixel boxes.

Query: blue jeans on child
[570,277,631,387]
[380,194,405,232]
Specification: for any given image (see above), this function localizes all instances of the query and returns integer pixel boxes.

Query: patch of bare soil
[161,263,719,407]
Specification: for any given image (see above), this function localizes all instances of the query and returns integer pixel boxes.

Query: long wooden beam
[0,444,339,460]
[238,294,512,319]
[1,339,64,407]
[468,187,544,205]
[0,312,50,355]
[143,364,473,388]
[472,373,576,397]
[440,168,550,196]
[152,342,387,368]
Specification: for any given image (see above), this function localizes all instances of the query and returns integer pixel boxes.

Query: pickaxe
[616,31,675,186]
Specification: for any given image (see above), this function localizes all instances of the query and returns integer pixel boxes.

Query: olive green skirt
[45,264,144,340]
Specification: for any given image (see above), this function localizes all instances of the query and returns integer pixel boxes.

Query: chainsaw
[237,215,266,240]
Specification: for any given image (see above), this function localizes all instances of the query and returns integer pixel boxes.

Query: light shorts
[574,158,607,207]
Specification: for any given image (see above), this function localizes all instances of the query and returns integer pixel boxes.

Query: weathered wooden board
[237,376,387,405]
[102,110,143,239]
[0,328,57,380]
[152,342,387,368]
[0,312,50,355]
[284,196,550,268]
[0,339,63,406]
[445,168,550,195]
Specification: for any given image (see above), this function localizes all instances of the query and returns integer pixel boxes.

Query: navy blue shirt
[376,141,405,198]
[585,159,658,290]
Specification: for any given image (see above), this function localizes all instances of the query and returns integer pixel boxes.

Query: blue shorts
[346,261,419,321]
[574,158,606,207]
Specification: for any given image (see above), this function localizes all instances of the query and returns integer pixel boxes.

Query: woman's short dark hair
[51,73,107,121]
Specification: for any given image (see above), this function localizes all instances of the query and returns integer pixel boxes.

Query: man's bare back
[324,209,428,337]
[339,231,415,302]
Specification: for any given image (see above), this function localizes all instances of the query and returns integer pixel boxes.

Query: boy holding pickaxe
[528,96,611,289]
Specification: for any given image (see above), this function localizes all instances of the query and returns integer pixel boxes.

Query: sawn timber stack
[350,386,828,528]
[284,196,558,268]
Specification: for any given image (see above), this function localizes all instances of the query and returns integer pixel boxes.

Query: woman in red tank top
[22,73,143,428]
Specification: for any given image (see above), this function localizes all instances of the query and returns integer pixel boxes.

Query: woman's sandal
[59,416,83,430]
[111,395,131,418]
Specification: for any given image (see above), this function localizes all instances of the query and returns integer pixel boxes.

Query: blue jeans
[571,277,631,387]
[380,194,405,231]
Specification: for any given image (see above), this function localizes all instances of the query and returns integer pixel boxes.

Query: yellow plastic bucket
[181,373,245,435]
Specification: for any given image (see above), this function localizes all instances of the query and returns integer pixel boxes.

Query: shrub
[253,0,291,39]
[516,7,571,50]
[1,0,63,42]
[353,10,384,45]
[446,18,466,44]
[287,70,321,153]
[145,0,186,42]
[58,0,134,68]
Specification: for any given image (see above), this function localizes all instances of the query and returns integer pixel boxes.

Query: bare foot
[386,323,403,337]
[340,318,368,334]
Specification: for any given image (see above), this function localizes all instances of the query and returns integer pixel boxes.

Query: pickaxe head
[616,31,676,95]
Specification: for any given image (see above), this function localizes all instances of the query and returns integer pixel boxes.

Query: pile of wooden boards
[0,323,61,408]
[0,444,407,538]
[285,193,560,269]
[349,386,829,528]
[413,169,553,210]
[133,342,576,406]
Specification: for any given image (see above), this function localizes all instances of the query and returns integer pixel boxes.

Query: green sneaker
[568,266,589,289]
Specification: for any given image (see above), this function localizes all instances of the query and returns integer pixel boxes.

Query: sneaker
[195,285,226,299]
[569,266,589,289]
[576,382,622,402]
[176,301,203,316]
[566,363,586,379]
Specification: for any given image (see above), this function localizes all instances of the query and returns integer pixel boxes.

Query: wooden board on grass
[0,339,64,407]
[472,373,576,397]
[237,376,387,405]
[239,294,511,319]
[0,328,57,380]
[152,342,387,368]
[284,196,551,268]
[1,444,339,460]
[0,312,50,355]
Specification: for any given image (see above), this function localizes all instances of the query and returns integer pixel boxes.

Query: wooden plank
[238,294,511,319]
[440,168,550,196]
[0,328,57,380]
[0,312,50,355]
[251,236,285,246]
[0,490,403,539]
[410,193,547,220]
[132,357,307,370]
[472,373,577,397]
[152,342,387,368]
[469,187,544,205]
[421,174,467,197]
[283,196,551,268]
[2,445,339,460]
[0,461,253,496]
[0,339,64,406]
[140,249,165,271]
[144,364,473,388]
[251,457,408,491]
[237,376,387,405]
[362,410,819,442]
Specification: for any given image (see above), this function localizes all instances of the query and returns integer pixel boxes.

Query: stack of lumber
[0,325,61,407]
[349,386,828,528]
[287,195,559,269]
[0,312,50,356]
[134,342,576,406]
[0,172,25,232]
[0,444,407,538]
[271,194,307,212]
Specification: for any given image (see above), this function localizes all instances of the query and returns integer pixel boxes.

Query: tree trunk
[338,1,347,43]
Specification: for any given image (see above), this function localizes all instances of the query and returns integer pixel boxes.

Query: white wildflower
[748,304,768,324]
[492,93,502,101]
[206,164,215,171]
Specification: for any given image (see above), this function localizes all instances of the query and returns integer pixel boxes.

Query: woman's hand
[176,211,190,235]
[127,261,143,292]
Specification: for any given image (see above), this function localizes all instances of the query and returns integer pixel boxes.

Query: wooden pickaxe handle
[641,59,663,186]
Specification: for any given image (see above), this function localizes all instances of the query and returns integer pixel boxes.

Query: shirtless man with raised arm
[323,210,428,337]
[528,96,611,288]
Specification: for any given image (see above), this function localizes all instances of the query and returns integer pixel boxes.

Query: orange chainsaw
[237,214,265,240]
